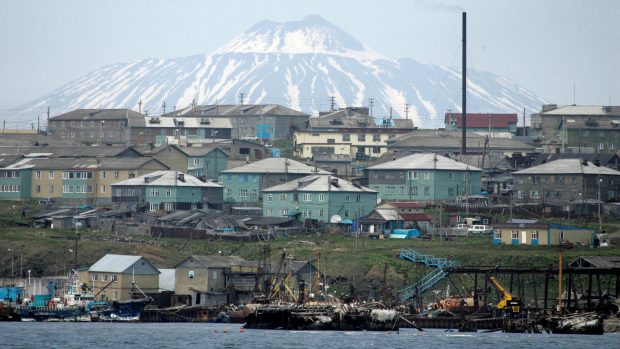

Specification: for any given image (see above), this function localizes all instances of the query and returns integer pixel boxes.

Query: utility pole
[239,92,245,105]
[162,101,166,115]
[138,99,142,114]
[522,107,527,137]
[598,175,602,233]
[404,103,410,119]
[37,116,40,134]
[461,11,467,155]
[330,96,335,112]
[369,98,374,117]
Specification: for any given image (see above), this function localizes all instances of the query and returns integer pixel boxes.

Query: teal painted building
[262,175,378,223]
[0,161,32,200]
[181,147,229,181]
[112,171,223,212]
[366,153,482,202]
[220,158,330,204]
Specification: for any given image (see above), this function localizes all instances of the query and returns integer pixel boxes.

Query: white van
[468,225,492,235]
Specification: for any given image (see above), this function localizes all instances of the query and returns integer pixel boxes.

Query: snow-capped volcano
[214,15,387,60]
[17,15,546,127]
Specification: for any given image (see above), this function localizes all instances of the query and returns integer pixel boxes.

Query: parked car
[37,198,55,205]
[451,223,469,236]
[468,224,493,235]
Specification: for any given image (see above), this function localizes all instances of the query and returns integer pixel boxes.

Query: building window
[101,185,106,193]
[531,230,539,240]
[448,188,455,196]
[193,158,200,166]
[251,189,257,197]
[239,189,248,198]
[599,142,604,150]
[303,209,312,218]
[494,230,502,239]
[267,209,273,216]
[188,271,195,279]
[166,189,172,197]
[114,171,119,179]
[342,133,350,141]
[511,230,519,240]
[35,171,41,179]
[372,147,381,154]
[399,187,405,195]
[115,188,122,196]
[164,202,174,211]
[319,209,324,217]
[345,194,350,202]
[529,190,539,198]
[424,171,431,180]
[192,189,197,197]
[409,186,418,195]
[35,185,41,193]
[303,193,312,202]
[280,209,288,217]
[149,203,158,211]
[48,171,54,179]
[92,274,98,281]
[226,189,232,197]
[102,274,109,282]
[279,194,287,201]
[449,172,454,180]
[319,193,324,202]
[48,185,54,194]
[408,171,418,180]
[386,187,395,194]
[424,187,430,195]
[358,133,366,141]
[267,194,273,202]
[517,190,523,199]
[100,171,106,179]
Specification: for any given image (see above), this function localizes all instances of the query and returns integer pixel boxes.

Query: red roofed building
[445,113,519,135]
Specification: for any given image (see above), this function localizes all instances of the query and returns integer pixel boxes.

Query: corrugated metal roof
[540,105,620,116]
[367,153,482,171]
[112,171,222,187]
[263,174,376,193]
[513,159,620,175]
[223,158,330,174]
[89,254,143,273]
[140,116,232,128]
[445,113,518,128]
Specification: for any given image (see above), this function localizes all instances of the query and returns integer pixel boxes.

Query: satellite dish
[330,215,342,223]
[376,194,382,204]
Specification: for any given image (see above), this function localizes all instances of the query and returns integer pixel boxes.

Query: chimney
[542,104,558,112]
[594,159,600,167]
[178,173,185,182]
[582,159,588,166]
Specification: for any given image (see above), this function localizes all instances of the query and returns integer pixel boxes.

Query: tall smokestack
[461,12,467,155]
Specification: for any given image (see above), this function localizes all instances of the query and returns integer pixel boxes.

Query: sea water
[0,322,617,349]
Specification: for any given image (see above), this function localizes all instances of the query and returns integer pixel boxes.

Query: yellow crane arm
[489,276,514,309]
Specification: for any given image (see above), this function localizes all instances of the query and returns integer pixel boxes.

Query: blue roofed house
[262,174,378,224]
[219,158,330,204]
[365,153,482,203]
[77,254,160,301]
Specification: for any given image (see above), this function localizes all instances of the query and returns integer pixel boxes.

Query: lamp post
[7,248,13,277]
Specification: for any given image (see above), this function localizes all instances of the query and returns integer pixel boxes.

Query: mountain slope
[18,15,546,127]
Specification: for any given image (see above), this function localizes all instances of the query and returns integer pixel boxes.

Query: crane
[488,275,521,314]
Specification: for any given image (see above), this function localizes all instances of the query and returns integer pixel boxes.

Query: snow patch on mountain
[12,15,547,127]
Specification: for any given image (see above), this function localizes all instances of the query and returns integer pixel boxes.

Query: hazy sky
[1,0,619,111]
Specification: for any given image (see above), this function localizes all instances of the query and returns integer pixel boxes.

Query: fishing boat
[543,312,604,335]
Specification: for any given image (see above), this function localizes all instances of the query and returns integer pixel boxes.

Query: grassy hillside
[2,201,620,303]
